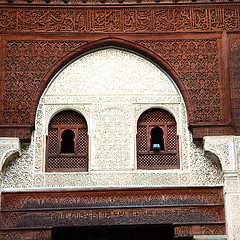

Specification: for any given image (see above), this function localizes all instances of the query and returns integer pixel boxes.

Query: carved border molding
[0,230,51,240]
[1,187,225,237]
[0,5,239,33]
[1,187,224,211]
[0,0,238,5]
[229,37,240,136]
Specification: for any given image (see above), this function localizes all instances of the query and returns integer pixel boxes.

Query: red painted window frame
[46,111,88,172]
[137,109,179,170]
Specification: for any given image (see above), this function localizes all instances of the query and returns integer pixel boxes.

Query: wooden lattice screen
[137,108,179,169]
[46,110,88,172]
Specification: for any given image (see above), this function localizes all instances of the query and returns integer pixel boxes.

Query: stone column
[204,136,240,240]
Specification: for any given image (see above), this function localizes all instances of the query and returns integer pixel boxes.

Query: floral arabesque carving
[229,37,240,135]
[3,40,88,124]
[2,140,34,189]
[1,188,224,211]
[136,39,223,125]
[3,38,224,127]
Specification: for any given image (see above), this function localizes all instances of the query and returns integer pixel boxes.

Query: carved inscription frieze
[0,6,239,33]
[0,188,226,236]
[1,188,224,210]
[2,206,225,228]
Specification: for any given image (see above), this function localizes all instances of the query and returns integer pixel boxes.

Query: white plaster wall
[221,176,240,240]
[1,48,223,189]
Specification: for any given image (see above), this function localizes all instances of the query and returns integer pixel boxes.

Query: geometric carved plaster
[204,136,240,178]
[42,48,183,173]
[0,138,21,172]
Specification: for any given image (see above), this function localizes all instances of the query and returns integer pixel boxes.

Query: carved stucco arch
[35,37,189,126]
[0,138,21,172]
[134,105,183,136]
[1,150,20,171]
[36,46,186,174]
[44,107,90,136]
[204,147,224,170]
[204,136,238,176]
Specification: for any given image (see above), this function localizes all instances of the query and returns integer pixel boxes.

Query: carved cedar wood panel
[1,188,226,237]
[0,230,51,240]
[0,6,239,33]
[229,37,240,135]
[3,40,88,124]
[136,38,224,125]
[0,4,239,138]
[0,0,238,5]
[3,38,223,126]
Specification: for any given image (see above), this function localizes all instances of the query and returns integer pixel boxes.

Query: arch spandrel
[37,38,189,128]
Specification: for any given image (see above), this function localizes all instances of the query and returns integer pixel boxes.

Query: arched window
[137,108,179,169]
[46,110,88,172]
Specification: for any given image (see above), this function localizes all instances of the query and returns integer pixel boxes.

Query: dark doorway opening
[52,224,175,240]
